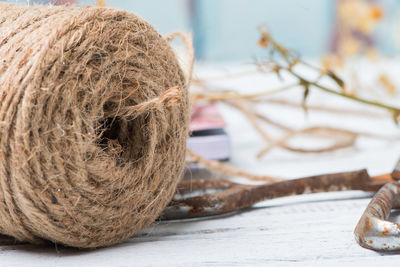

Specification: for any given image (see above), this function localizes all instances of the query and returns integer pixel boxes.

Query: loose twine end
[112,31,194,119]
[109,86,182,118]
[165,31,195,86]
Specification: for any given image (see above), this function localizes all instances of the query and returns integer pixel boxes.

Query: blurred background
[6,0,400,62]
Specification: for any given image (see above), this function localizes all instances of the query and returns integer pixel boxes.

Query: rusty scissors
[354,159,400,251]
[163,159,400,252]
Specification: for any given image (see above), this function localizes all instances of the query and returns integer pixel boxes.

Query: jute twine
[0,2,191,248]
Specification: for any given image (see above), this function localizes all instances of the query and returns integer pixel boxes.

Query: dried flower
[96,0,106,7]
[379,74,396,95]
[258,35,269,48]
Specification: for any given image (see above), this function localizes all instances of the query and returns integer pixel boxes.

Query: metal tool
[162,170,393,220]
[392,158,400,180]
[354,159,400,251]
[164,160,400,252]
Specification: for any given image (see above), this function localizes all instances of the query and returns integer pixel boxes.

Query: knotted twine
[0,2,191,248]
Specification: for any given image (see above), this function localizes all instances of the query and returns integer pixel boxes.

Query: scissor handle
[354,182,400,251]
[392,159,400,180]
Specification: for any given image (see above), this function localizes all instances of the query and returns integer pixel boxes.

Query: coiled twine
[0,2,190,248]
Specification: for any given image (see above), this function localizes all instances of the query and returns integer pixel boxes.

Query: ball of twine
[0,2,191,248]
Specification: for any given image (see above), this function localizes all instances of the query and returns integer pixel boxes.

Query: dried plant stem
[227,100,351,156]
[187,149,282,182]
[227,99,275,143]
[257,27,400,119]
[258,125,400,157]
[260,99,388,118]
[192,69,261,84]
[293,72,400,115]
[254,112,294,131]
[191,83,296,102]
[256,126,358,157]
[224,98,399,157]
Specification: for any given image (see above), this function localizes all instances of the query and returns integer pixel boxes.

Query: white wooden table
[1,64,400,266]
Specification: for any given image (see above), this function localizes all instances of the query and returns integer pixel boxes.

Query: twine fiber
[0,2,190,248]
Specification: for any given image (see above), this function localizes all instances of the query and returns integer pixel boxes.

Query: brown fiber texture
[0,2,190,248]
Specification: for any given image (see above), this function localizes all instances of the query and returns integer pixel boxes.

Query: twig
[192,69,261,84]
[186,149,282,183]
[226,100,275,143]
[256,126,358,157]
[258,28,400,122]
[259,98,389,118]
[191,83,296,102]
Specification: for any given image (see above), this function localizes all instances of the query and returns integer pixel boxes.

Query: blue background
[6,0,400,61]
